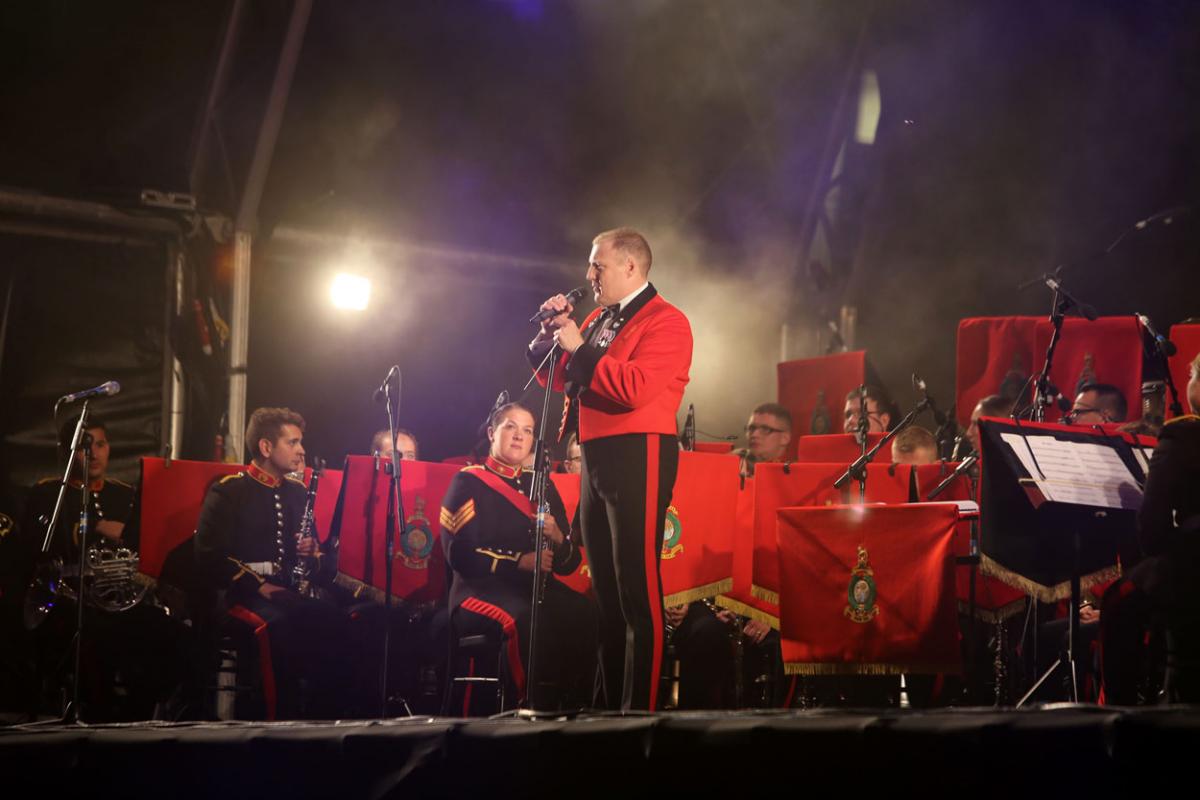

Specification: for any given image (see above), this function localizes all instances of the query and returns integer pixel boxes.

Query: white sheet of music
[999,433,1143,510]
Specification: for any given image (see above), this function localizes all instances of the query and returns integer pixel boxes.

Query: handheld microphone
[1135,313,1177,358]
[58,381,120,404]
[373,366,400,404]
[530,286,588,324]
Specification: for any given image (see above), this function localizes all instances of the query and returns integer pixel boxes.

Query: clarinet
[291,464,322,598]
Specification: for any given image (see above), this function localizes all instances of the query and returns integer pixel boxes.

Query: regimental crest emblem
[844,545,880,623]
[398,496,434,570]
[810,389,832,435]
[661,505,683,559]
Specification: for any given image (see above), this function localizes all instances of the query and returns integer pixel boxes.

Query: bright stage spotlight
[330,272,371,311]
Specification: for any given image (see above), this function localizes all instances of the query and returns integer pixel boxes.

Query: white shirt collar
[615,281,649,312]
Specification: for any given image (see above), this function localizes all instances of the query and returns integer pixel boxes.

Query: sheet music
[999,433,1143,510]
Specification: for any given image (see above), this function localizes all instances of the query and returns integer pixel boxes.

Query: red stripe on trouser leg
[227,605,277,721]
[644,434,663,710]
[459,597,527,701]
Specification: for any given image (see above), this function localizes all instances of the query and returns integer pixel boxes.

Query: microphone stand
[379,369,407,717]
[926,454,977,500]
[1030,281,1071,422]
[521,341,560,716]
[36,401,93,723]
[834,395,932,496]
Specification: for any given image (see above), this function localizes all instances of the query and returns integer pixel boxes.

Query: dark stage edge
[3,706,1198,799]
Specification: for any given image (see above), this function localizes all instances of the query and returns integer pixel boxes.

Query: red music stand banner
[729,462,913,629]
[955,316,1040,427]
[138,457,243,578]
[778,504,961,675]
[549,472,591,596]
[715,477,760,623]
[659,451,738,606]
[777,351,867,459]
[1168,323,1200,418]
[313,468,343,544]
[333,456,457,606]
[1032,316,1144,421]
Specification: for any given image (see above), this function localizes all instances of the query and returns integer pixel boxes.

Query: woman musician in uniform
[440,402,598,710]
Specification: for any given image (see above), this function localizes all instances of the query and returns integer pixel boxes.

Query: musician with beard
[194,407,352,719]
[441,402,597,710]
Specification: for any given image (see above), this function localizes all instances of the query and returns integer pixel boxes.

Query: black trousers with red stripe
[453,580,597,710]
[580,432,679,710]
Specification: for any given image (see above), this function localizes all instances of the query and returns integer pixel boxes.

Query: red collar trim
[247,462,282,488]
[485,456,522,480]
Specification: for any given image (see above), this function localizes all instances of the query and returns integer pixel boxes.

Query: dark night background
[1,0,1197,486]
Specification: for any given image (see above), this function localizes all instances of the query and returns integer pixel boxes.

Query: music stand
[976,418,1145,705]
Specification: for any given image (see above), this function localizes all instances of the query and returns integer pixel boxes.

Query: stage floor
[3,706,1197,798]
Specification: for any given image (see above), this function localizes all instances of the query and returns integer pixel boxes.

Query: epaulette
[107,477,134,488]
[218,472,245,485]
[461,464,485,473]
[36,476,59,486]
[1165,414,1200,427]
[285,474,306,486]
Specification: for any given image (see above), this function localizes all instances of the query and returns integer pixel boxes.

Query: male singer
[529,227,692,711]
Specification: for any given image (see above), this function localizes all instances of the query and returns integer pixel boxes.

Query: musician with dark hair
[6,416,184,720]
[843,385,894,433]
[194,407,350,719]
[440,402,597,710]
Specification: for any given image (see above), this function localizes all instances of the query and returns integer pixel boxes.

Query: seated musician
[1101,356,1200,703]
[440,402,597,710]
[1068,383,1128,425]
[890,425,938,465]
[194,407,354,719]
[668,402,790,709]
[843,385,895,434]
[8,416,183,720]
[735,402,792,478]
[370,427,420,461]
[963,394,1016,457]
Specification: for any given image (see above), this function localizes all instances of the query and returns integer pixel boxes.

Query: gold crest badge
[398,496,434,569]
[844,545,880,623]
[661,505,683,559]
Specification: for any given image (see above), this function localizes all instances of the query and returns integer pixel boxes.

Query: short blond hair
[593,227,652,274]
[891,425,936,458]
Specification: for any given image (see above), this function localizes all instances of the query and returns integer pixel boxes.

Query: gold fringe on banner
[750,584,780,606]
[713,596,779,629]
[663,578,733,609]
[957,597,1027,624]
[978,555,1122,603]
[784,662,961,676]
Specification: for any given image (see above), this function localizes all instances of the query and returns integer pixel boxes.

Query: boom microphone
[58,381,120,404]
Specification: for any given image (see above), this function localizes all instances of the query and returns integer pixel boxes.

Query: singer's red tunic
[537,292,692,441]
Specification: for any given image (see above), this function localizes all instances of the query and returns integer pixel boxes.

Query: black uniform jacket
[193,463,333,600]
[1138,414,1200,559]
[440,456,581,610]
